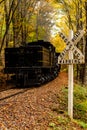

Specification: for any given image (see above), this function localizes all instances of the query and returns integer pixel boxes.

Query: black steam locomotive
[4,40,60,86]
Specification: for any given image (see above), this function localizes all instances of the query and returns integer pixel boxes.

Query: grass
[76,120,87,129]
[48,84,87,129]
[60,84,87,123]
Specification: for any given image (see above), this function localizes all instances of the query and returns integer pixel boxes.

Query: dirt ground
[0,70,84,130]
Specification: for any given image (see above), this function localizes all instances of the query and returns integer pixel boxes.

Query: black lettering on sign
[61,52,65,57]
[74,59,79,64]
[73,50,82,58]
[73,36,77,40]
[71,39,75,42]
[73,35,78,41]
[64,38,68,42]
[78,59,81,63]
[59,32,63,38]
[58,59,83,64]
[58,30,84,62]
[71,31,81,43]
[69,43,73,49]
[60,33,63,36]
[59,33,63,37]
[77,53,80,57]
[64,48,67,53]
[74,50,77,54]
[58,60,62,64]
[59,60,62,63]
[74,59,77,63]
[71,47,75,52]
[77,31,80,35]
[59,55,63,58]
[76,33,79,37]
[59,54,63,59]
[61,35,65,39]
[66,41,70,45]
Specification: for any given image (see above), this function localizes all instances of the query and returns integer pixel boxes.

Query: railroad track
[0,84,33,101]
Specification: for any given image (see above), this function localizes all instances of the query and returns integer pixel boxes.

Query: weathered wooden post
[68,30,73,118]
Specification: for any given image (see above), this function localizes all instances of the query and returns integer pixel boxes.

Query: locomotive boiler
[4,40,60,86]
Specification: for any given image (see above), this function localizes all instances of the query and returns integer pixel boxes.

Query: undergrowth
[61,84,87,123]
[49,84,87,129]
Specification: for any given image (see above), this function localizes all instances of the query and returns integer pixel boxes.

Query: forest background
[0,0,87,84]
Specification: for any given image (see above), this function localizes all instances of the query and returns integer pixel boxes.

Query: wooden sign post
[68,30,73,118]
[58,29,85,118]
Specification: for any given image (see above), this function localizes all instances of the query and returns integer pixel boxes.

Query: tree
[27,0,56,41]
[0,0,21,52]
[53,0,86,84]
[83,2,87,85]
[50,34,66,52]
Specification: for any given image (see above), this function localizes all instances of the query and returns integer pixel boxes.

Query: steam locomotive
[4,40,61,86]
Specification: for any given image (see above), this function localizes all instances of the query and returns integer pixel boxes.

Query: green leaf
[49,122,56,127]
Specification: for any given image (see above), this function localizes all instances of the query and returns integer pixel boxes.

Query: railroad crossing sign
[58,30,85,64]
[58,29,85,119]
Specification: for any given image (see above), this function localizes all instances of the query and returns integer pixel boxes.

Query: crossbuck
[58,30,85,64]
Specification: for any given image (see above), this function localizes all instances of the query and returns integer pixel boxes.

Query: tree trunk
[83,2,87,85]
